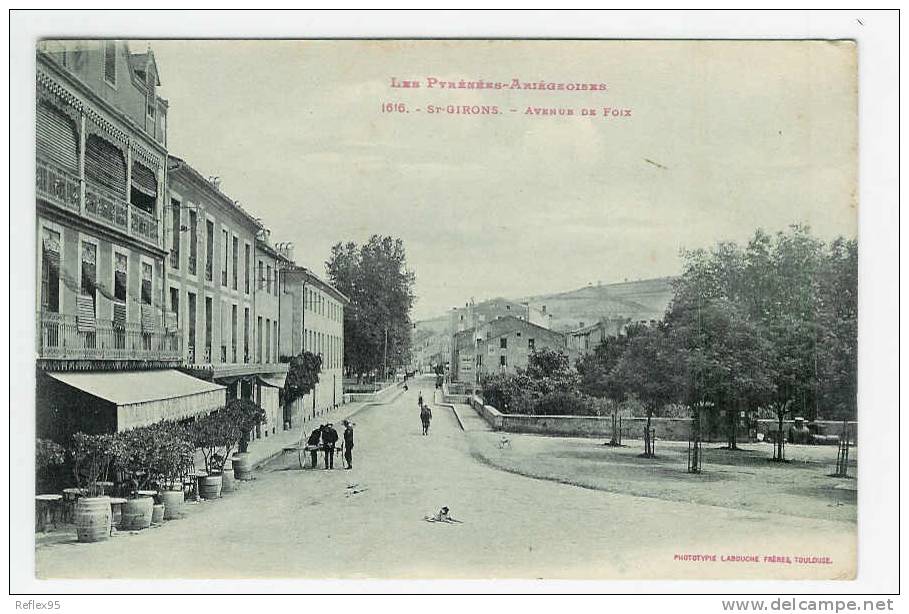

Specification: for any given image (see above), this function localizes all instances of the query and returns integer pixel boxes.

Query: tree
[283,350,322,425]
[609,324,682,457]
[326,235,416,381]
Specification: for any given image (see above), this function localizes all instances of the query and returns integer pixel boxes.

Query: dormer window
[103,41,116,85]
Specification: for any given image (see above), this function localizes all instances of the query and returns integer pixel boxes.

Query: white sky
[146,40,857,320]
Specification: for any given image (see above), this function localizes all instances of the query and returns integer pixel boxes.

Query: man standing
[306,426,323,469]
[342,420,355,470]
[420,404,432,436]
[322,422,339,469]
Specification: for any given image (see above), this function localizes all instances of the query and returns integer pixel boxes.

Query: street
[36,376,855,580]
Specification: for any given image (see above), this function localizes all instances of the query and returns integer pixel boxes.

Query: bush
[70,433,124,497]
[530,391,596,416]
[36,438,66,494]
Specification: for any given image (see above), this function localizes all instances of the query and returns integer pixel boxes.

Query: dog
[497,436,511,449]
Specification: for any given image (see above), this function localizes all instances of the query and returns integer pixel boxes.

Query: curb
[437,401,465,431]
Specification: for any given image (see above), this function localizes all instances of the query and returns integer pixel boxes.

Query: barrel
[123,496,153,530]
[74,496,111,543]
[151,503,165,524]
[232,453,252,480]
[199,474,222,500]
[160,489,185,520]
[220,468,236,493]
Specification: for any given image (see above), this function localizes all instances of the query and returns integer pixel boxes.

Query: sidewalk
[244,387,404,470]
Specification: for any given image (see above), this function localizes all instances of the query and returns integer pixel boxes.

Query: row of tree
[575,225,857,450]
[326,235,415,381]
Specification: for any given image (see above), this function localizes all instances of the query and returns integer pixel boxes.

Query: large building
[35,41,226,439]
[280,266,349,423]
[165,156,292,440]
[451,315,566,385]
[566,317,632,359]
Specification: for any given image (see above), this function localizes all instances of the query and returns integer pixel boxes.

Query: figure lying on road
[424,506,462,524]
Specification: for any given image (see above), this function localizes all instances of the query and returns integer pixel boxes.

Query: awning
[47,369,225,431]
[258,374,286,389]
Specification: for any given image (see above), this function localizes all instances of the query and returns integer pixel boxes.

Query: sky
[145,40,857,320]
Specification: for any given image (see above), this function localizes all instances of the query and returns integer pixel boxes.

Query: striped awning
[47,370,225,431]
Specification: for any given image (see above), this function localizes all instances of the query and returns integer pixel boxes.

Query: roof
[480,316,566,342]
[48,369,224,406]
[128,50,161,86]
[282,266,350,305]
[168,155,264,231]
[255,238,294,266]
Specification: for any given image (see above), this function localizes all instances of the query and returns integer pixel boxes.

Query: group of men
[306,420,355,470]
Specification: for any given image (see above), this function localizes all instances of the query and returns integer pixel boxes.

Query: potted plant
[155,421,194,519]
[116,426,158,530]
[191,409,239,499]
[70,433,121,542]
[227,399,266,481]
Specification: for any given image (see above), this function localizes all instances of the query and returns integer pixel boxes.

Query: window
[40,228,61,313]
[141,262,153,305]
[500,337,507,349]
[243,308,250,363]
[231,304,238,363]
[244,244,250,294]
[528,338,535,350]
[257,316,263,362]
[258,260,265,290]
[170,288,179,326]
[273,321,278,362]
[188,292,197,360]
[188,210,198,275]
[102,41,116,85]
[266,265,272,294]
[205,220,214,282]
[170,200,181,269]
[221,229,229,286]
[274,267,279,296]
[81,242,97,315]
[500,355,507,367]
[265,318,271,363]
[232,236,238,290]
[112,252,127,303]
[204,297,213,362]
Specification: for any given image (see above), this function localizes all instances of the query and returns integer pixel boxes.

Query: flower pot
[151,503,165,524]
[199,474,223,500]
[123,496,154,530]
[74,496,111,543]
[220,468,236,493]
[160,489,185,520]
[232,453,252,480]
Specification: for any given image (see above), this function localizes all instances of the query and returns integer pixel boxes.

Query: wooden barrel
[199,474,222,500]
[160,489,184,520]
[221,468,236,493]
[123,496,153,530]
[74,496,111,543]
[151,504,165,524]
[232,454,252,480]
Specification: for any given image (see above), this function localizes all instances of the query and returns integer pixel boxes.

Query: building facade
[566,317,632,358]
[167,157,291,439]
[35,42,226,439]
[280,266,348,422]
[451,316,566,384]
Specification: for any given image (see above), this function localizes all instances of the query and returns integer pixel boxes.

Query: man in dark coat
[321,422,339,469]
[306,426,323,469]
[342,420,355,470]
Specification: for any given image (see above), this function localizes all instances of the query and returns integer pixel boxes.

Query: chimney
[208,176,221,191]
[542,305,547,314]
[579,321,585,328]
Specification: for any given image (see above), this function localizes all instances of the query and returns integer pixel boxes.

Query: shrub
[70,433,123,497]
[36,438,66,494]
[530,391,596,416]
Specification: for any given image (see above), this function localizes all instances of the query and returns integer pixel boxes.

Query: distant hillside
[521,277,676,331]
[413,277,676,338]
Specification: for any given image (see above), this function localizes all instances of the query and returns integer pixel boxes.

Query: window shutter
[131,161,157,197]
[37,103,78,171]
[85,135,126,195]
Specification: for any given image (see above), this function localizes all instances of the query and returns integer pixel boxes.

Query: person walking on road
[306,426,323,469]
[342,420,355,470]
[322,422,339,469]
[418,391,424,407]
[420,404,432,436]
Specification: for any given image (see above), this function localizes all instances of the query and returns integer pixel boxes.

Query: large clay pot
[160,489,185,520]
[151,503,165,524]
[220,468,236,493]
[199,474,223,500]
[123,496,154,530]
[74,496,111,543]
[232,453,252,480]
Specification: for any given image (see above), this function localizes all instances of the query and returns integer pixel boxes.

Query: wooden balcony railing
[37,311,182,362]
[36,158,80,214]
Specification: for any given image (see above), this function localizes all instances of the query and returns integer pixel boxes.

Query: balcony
[37,156,160,249]
[36,158,80,214]
[37,311,182,363]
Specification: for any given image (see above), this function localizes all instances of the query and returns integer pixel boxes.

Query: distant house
[566,317,632,358]
[451,316,566,384]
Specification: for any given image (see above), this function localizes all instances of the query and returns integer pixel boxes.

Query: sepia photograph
[9,8,900,599]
